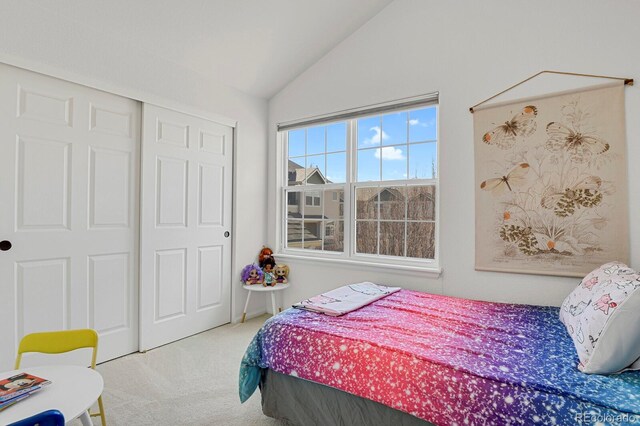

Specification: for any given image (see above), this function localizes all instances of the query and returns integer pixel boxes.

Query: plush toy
[261,257,276,287]
[258,246,275,268]
[241,263,263,285]
[274,264,289,284]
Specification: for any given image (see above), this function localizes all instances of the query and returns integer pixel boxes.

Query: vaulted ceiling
[23,0,393,99]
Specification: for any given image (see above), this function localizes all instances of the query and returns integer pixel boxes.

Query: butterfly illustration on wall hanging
[545,122,610,163]
[541,176,603,217]
[482,105,538,149]
[480,163,530,195]
[499,224,539,255]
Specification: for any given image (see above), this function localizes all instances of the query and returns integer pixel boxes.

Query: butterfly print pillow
[560,261,640,374]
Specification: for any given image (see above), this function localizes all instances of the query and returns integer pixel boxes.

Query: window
[287,192,299,206]
[325,223,335,237]
[305,194,320,206]
[280,102,438,266]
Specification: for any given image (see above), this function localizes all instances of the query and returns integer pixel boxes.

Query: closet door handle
[224,231,230,238]
[0,240,12,251]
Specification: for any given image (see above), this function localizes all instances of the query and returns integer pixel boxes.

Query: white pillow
[559,261,640,374]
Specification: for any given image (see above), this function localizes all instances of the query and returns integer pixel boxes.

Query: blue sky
[289,106,437,183]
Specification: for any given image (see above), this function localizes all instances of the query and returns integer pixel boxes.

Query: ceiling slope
[12,0,393,99]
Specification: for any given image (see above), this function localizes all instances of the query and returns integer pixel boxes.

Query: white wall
[0,2,269,322]
[268,0,640,307]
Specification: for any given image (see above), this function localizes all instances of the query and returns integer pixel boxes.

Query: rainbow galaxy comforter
[239,290,640,425]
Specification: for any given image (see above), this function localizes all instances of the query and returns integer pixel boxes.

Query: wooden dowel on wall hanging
[469,70,634,113]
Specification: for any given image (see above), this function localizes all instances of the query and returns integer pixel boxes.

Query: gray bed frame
[260,369,434,426]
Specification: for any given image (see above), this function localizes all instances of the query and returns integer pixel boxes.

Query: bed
[240,290,640,425]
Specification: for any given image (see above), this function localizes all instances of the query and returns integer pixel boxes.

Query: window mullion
[301,193,305,250]
[282,188,287,250]
[404,116,410,258]
[377,115,382,256]
[376,185,381,256]
[404,185,408,258]
[405,111,410,182]
[280,133,286,251]
[346,119,355,257]
[378,115,383,181]
[322,125,327,251]
[321,187,325,251]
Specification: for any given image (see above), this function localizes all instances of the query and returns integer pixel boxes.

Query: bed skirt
[260,369,433,426]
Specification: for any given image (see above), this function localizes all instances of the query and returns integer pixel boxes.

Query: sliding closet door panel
[0,63,139,369]
[140,104,232,351]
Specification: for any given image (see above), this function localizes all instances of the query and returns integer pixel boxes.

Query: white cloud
[362,126,405,160]
[374,146,405,160]
[409,118,436,127]
[362,126,388,145]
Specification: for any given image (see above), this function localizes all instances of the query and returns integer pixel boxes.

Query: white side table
[241,283,290,323]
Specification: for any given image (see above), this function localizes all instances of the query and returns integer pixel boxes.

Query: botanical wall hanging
[473,78,630,277]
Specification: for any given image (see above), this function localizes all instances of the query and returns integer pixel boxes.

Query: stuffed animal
[274,264,289,284]
[259,246,275,268]
[261,257,276,287]
[241,263,263,285]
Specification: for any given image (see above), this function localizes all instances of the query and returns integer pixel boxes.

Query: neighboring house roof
[372,187,404,202]
[288,159,303,171]
[365,187,435,202]
[288,159,331,185]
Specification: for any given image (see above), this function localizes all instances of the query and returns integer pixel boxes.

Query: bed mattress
[240,290,640,425]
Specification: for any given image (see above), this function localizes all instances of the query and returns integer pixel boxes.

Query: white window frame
[275,101,441,274]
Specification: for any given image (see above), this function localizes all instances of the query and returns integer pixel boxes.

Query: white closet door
[140,104,232,351]
[0,63,140,369]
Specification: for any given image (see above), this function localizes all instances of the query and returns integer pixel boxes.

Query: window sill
[274,252,443,277]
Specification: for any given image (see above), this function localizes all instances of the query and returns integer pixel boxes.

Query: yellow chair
[15,329,107,425]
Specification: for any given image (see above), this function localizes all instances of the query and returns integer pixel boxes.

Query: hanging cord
[469,70,633,113]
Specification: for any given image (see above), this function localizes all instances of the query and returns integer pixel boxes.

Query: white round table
[241,283,290,323]
[0,365,103,425]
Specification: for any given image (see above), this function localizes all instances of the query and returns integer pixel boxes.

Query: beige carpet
[76,315,283,426]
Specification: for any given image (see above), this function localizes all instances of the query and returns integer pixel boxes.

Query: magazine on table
[0,372,51,403]
[0,392,32,412]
